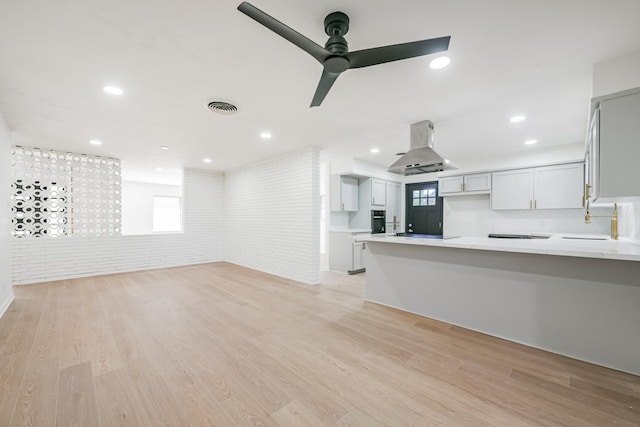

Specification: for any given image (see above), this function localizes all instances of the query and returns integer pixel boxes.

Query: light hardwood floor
[1,262,639,426]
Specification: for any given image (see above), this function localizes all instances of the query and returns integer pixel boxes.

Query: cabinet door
[371,179,386,207]
[464,173,491,192]
[491,169,534,210]
[599,91,640,199]
[440,176,464,194]
[385,182,401,224]
[585,109,599,202]
[534,163,584,209]
[341,177,359,211]
[352,242,365,271]
[330,175,359,211]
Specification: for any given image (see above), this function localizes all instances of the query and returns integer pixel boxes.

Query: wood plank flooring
[1,262,639,426]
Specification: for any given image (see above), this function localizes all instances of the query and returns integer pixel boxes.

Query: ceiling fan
[237,2,451,107]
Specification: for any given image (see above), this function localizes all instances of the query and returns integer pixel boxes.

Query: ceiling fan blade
[238,2,329,64]
[347,36,451,69]
[310,70,340,107]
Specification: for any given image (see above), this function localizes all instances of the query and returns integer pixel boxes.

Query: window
[412,188,437,206]
[120,162,183,235]
[153,196,182,232]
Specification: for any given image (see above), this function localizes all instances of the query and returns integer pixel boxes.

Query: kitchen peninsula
[359,234,640,375]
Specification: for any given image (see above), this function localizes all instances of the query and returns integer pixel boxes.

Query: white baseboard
[0,294,15,319]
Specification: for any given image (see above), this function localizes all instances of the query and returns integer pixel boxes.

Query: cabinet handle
[534,200,537,209]
[460,183,464,192]
[530,200,532,209]
[342,202,345,210]
[373,197,375,204]
[362,242,366,250]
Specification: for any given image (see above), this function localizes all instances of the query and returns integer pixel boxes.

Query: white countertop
[358,234,640,262]
[329,228,371,234]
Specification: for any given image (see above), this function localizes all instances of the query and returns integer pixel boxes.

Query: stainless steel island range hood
[388,120,457,175]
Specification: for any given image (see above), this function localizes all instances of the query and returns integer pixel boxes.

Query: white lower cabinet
[329,231,368,274]
[352,241,365,272]
[491,162,584,210]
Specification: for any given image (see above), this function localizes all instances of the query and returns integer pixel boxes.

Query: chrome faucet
[585,200,618,240]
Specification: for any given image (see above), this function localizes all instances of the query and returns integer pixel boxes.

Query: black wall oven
[371,210,386,234]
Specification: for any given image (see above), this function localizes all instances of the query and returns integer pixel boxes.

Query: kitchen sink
[488,233,550,239]
[561,236,609,241]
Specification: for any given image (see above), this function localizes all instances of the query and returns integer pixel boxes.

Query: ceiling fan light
[429,56,450,69]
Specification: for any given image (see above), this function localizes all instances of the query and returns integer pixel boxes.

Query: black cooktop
[488,233,550,239]
[395,233,444,239]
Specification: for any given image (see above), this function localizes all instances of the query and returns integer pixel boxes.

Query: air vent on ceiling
[206,100,238,115]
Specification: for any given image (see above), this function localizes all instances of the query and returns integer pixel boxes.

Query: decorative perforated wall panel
[11,146,121,238]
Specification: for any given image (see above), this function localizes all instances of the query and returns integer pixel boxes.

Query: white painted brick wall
[11,168,225,285]
[224,148,320,285]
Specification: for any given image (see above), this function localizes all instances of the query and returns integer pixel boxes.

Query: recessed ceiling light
[370,148,380,154]
[510,115,526,123]
[203,158,212,163]
[155,167,163,172]
[444,159,451,164]
[89,139,102,146]
[524,139,538,145]
[260,132,272,139]
[429,56,450,70]
[103,86,124,95]
[160,146,169,150]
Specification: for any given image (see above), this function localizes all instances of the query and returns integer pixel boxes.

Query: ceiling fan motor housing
[323,11,350,72]
[324,12,349,36]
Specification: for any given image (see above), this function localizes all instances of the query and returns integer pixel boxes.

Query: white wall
[0,114,14,316]
[11,168,224,284]
[592,49,640,98]
[442,144,585,177]
[225,148,320,285]
[121,181,182,235]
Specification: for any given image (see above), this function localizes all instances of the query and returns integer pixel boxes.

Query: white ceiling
[1,0,640,174]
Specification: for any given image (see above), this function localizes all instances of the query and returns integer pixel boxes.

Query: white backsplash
[330,211,350,229]
[619,201,640,240]
[444,195,613,237]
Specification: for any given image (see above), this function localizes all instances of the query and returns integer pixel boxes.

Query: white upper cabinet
[589,87,640,202]
[491,169,534,210]
[330,175,359,212]
[465,173,492,192]
[385,181,402,233]
[534,163,584,209]
[371,178,386,208]
[440,173,491,195]
[440,176,464,194]
[491,163,584,210]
